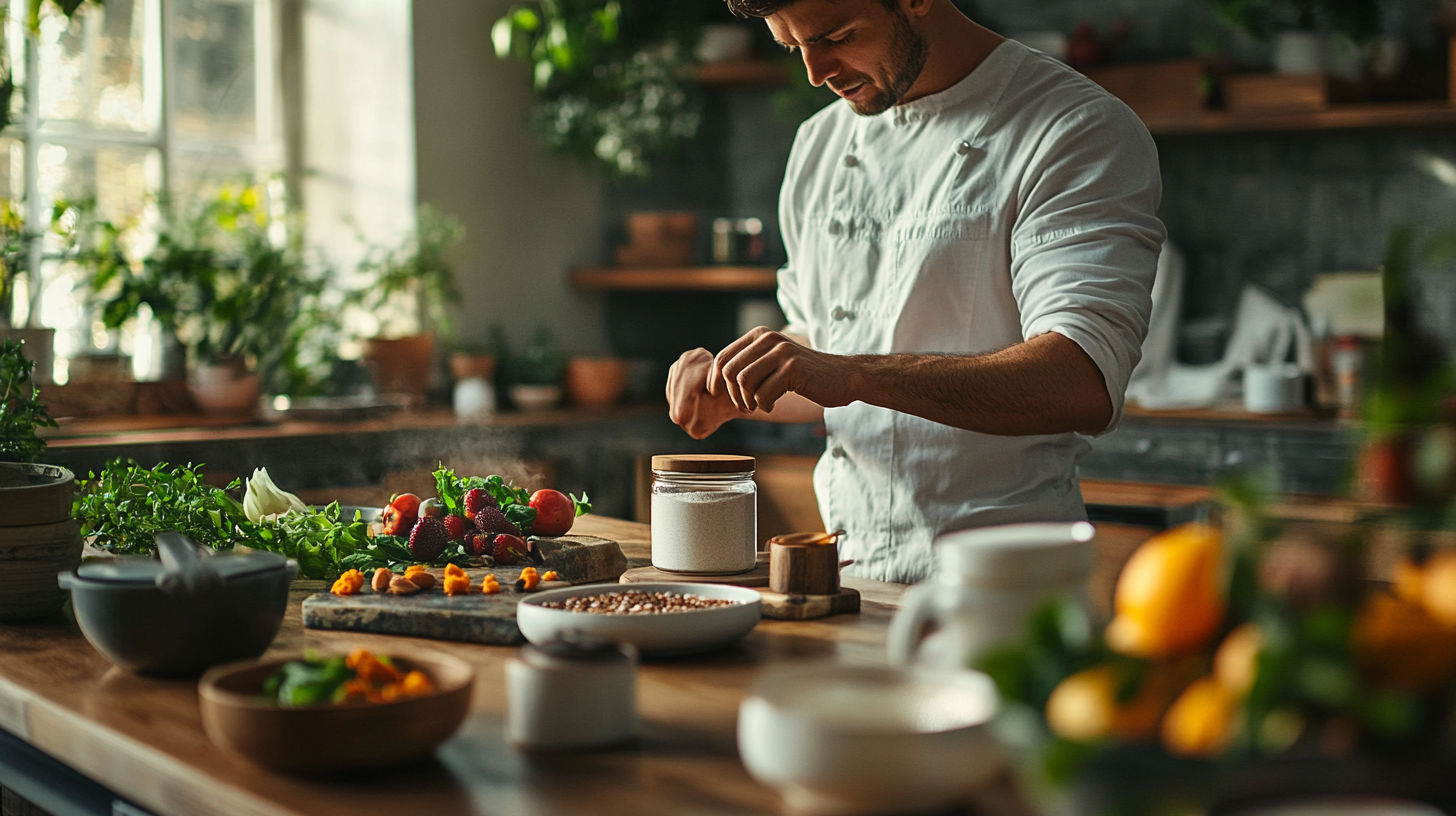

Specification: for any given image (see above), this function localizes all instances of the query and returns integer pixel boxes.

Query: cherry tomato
[528,489,576,537]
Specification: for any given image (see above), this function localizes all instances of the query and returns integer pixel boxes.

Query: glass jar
[650,454,757,574]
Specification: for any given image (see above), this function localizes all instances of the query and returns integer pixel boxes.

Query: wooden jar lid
[651,454,755,473]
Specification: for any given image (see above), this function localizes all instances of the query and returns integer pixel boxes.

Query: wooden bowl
[199,651,475,773]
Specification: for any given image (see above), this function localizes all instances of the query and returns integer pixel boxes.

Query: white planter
[1273,31,1324,75]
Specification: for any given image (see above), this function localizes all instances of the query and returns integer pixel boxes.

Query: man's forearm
[845,333,1112,436]
[738,390,826,425]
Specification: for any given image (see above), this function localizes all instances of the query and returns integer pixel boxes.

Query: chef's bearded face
[750,0,930,117]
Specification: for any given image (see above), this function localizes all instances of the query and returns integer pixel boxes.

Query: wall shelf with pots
[1143,100,1456,135]
[570,266,778,292]
[694,59,791,88]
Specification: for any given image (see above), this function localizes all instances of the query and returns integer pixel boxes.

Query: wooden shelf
[694,59,791,88]
[1144,100,1456,135]
[570,266,778,292]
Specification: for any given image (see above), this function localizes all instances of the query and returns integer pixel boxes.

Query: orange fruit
[1161,675,1238,757]
[1106,524,1225,659]
[1352,591,1456,693]
[1213,623,1263,697]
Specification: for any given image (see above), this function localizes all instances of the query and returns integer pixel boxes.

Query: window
[7,0,282,383]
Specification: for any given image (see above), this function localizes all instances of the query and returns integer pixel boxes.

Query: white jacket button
[828,220,843,236]
[831,446,847,459]
[844,154,858,167]
[956,140,972,155]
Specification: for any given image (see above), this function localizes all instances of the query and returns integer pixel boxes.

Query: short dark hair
[724,0,798,17]
[724,0,899,19]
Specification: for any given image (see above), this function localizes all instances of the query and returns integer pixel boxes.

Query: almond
[408,571,437,590]
[371,568,394,592]
[388,575,421,595]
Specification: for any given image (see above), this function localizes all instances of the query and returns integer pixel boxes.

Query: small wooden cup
[767,531,842,596]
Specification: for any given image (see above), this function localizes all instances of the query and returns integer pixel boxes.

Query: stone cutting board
[301,535,627,645]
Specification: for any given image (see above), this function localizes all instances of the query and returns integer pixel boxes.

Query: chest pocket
[888,212,993,354]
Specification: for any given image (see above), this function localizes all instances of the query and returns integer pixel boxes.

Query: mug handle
[885,581,941,666]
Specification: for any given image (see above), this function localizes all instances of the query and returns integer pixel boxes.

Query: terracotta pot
[449,353,497,382]
[189,359,260,418]
[565,357,629,407]
[364,334,435,404]
[0,462,80,620]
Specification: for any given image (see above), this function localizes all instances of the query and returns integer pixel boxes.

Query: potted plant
[491,0,715,178]
[351,205,463,407]
[0,339,81,621]
[1202,0,1381,75]
[506,325,567,411]
[87,183,333,416]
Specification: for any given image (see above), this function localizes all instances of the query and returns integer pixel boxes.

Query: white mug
[887,522,1095,670]
[1243,363,1303,414]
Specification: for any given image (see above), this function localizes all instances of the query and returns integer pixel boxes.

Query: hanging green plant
[492,0,710,178]
[1201,0,1380,42]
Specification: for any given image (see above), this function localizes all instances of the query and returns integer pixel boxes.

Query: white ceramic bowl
[516,582,761,657]
[738,665,1001,816]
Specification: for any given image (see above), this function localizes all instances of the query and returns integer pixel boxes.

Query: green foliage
[1202,0,1380,42]
[74,459,380,580]
[492,0,708,177]
[0,339,56,463]
[504,324,567,387]
[262,653,355,707]
[349,204,463,341]
[82,182,337,395]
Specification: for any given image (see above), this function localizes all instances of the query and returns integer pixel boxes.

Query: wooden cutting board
[301,535,627,645]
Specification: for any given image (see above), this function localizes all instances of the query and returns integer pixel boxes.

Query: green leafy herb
[263,653,355,707]
[74,459,374,579]
[0,339,58,463]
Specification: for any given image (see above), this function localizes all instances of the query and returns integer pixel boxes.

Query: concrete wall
[411,0,611,357]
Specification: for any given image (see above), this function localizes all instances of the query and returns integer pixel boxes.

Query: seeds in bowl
[540,590,744,615]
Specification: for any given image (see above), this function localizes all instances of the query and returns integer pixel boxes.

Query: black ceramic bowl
[59,533,297,675]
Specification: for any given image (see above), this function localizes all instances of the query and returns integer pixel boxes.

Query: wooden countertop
[0,516,1154,816]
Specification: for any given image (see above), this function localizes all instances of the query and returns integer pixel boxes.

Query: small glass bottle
[650,454,757,574]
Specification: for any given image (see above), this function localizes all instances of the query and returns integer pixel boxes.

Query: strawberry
[491,534,528,566]
[443,514,468,542]
[464,533,488,557]
[474,506,520,538]
[463,488,497,518]
[408,516,450,561]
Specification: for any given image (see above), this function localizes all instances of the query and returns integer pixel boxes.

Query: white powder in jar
[651,489,757,574]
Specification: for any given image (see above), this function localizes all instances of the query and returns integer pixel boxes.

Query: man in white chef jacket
[667,0,1165,583]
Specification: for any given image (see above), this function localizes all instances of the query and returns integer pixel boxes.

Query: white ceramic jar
[887,522,1096,670]
[506,639,637,751]
[650,454,757,575]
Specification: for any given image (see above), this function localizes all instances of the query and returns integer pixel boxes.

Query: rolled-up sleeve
[1011,97,1165,433]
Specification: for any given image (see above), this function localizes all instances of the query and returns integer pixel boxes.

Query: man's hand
[710,327,855,414]
[667,348,742,440]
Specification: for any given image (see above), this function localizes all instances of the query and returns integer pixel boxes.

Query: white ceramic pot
[738,664,1001,815]
[1243,363,1304,414]
[452,377,495,418]
[507,640,637,751]
[509,384,561,412]
[1273,30,1324,75]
